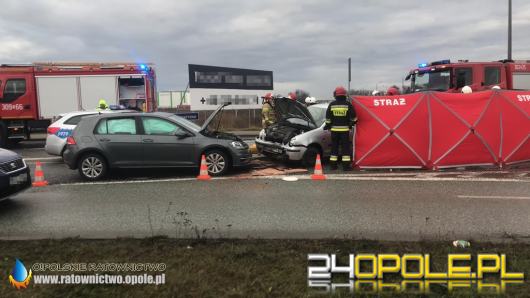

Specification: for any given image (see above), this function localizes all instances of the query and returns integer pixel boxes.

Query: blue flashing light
[418,63,428,68]
[139,64,147,70]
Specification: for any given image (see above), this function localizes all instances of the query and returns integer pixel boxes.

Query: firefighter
[305,96,317,106]
[261,93,276,128]
[324,86,357,171]
[386,85,400,96]
[461,86,473,94]
[97,99,109,111]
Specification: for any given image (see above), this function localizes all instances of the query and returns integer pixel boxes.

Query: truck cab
[0,62,157,147]
[405,59,530,93]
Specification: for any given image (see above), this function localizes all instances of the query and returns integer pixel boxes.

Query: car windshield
[412,70,451,91]
[308,105,326,126]
[169,115,201,131]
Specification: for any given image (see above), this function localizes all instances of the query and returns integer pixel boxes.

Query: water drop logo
[8,259,32,289]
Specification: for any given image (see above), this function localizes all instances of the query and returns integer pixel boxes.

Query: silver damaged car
[255,97,353,166]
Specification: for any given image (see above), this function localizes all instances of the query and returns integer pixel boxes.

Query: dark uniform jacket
[325,99,356,132]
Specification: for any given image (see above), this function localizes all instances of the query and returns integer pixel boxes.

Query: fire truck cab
[405,59,530,93]
[0,62,157,147]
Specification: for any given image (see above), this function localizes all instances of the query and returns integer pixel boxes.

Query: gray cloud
[0,0,528,99]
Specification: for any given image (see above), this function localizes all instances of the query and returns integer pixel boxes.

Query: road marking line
[56,178,199,186]
[52,175,530,187]
[458,195,530,200]
[25,157,62,161]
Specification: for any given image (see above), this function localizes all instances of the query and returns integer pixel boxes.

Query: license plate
[9,173,27,185]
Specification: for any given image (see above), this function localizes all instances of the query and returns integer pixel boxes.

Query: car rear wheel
[78,153,107,180]
[204,150,230,176]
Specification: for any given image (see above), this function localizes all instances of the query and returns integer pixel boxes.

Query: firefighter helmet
[386,86,400,96]
[333,86,347,97]
[305,97,316,104]
[492,85,501,90]
[461,86,472,94]
[262,92,273,100]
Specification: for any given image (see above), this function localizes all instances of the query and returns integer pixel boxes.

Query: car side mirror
[175,131,193,139]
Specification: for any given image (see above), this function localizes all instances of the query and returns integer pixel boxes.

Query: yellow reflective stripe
[330,156,338,161]
[342,156,351,161]
[325,119,331,123]
[331,107,348,117]
[331,105,349,109]
[331,128,350,132]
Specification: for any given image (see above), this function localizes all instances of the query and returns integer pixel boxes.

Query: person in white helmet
[305,97,317,106]
[461,86,472,94]
[492,86,501,90]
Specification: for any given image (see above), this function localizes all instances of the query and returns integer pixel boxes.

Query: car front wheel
[302,146,321,167]
[78,153,107,180]
[204,150,230,176]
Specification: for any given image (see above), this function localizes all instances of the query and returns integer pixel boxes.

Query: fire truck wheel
[78,153,108,180]
[0,124,7,148]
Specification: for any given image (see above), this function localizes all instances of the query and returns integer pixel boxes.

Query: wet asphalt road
[2,138,530,241]
[0,178,529,241]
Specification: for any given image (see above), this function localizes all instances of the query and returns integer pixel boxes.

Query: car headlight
[259,129,266,139]
[231,141,246,149]
[289,136,299,147]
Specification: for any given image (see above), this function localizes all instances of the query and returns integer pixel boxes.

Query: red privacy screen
[352,90,530,169]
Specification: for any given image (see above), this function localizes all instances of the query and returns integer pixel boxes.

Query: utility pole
[508,0,512,60]
[348,57,351,93]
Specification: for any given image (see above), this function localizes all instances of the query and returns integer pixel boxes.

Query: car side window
[142,117,184,135]
[2,79,26,102]
[95,118,137,135]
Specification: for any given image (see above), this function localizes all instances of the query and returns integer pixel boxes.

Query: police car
[45,108,133,156]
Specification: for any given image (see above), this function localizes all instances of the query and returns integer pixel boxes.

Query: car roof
[310,103,329,108]
[59,109,135,118]
[59,110,103,118]
[100,111,170,117]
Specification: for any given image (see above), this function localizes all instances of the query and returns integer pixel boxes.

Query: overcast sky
[1,0,529,99]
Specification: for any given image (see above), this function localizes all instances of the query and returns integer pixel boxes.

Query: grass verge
[0,238,528,297]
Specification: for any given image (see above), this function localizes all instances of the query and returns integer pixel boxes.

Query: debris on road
[453,240,471,248]
[282,177,299,182]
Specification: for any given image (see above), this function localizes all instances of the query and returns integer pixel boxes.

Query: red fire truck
[405,59,530,93]
[0,62,156,147]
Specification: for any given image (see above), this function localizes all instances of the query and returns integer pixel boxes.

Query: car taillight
[66,136,76,145]
[47,126,60,135]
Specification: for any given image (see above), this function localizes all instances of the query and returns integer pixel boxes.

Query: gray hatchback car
[63,104,251,180]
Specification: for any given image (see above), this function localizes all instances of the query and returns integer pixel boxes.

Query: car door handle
[142,139,154,143]
[99,138,110,142]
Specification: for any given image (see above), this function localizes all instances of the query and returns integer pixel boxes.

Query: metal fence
[158,108,262,131]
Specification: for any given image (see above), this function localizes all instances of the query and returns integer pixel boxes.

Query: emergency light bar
[418,60,451,68]
[430,59,450,66]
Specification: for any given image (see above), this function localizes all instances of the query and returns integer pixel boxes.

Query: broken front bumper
[254,138,306,161]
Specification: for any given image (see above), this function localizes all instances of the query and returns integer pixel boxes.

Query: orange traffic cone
[311,154,326,180]
[196,155,211,181]
[32,161,48,187]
